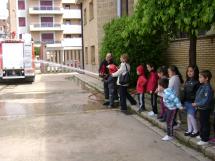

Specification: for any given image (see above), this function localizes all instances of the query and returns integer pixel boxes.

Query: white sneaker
[148,111,155,116]
[197,140,208,146]
[148,111,153,114]
[162,135,173,141]
[196,136,201,140]
[173,124,180,130]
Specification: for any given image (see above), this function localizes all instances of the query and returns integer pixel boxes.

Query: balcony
[62,38,82,49]
[62,24,81,34]
[62,0,76,3]
[34,38,82,49]
[63,9,81,19]
[30,23,63,31]
[34,40,62,48]
[29,7,63,15]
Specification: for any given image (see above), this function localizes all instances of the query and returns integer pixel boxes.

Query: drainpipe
[126,0,129,16]
[80,3,85,69]
[117,0,122,17]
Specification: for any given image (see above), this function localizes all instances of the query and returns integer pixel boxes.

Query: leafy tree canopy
[135,0,215,37]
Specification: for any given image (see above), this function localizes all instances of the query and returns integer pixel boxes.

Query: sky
[0,0,9,20]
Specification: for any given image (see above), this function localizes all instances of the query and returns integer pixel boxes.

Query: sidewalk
[73,73,215,161]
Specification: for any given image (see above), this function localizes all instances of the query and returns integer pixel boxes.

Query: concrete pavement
[74,73,215,161]
[0,73,211,161]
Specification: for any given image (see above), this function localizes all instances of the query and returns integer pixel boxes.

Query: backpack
[119,64,130,85]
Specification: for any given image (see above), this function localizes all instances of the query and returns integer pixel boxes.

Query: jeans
[199,109,211,142]
[119,86,127,111]
[104,81,109,101]
[150,93,157,114]
[138,93,145,109]
[166,109,177,136]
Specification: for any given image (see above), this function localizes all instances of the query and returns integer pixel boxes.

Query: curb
[73,73,215,161]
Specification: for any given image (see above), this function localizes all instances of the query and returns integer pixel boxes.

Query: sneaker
[162,135,173,141]
[197,140,208,146]
[137,108,145,113]
[196,136,201,140]
[103,102,109,106]
[157,116,163,119]
[108,105,114,108]
[148,111,155,116]
[114,99,119,103]
[159,118,166,122]
[190,132,199,138]
[173,124,180,130]
[131,102,137,105]
[184,131,192,136]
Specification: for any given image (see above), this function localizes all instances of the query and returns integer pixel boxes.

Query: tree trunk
[189,36,197,66]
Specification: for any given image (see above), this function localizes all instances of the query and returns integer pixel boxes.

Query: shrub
[100,17,168,85]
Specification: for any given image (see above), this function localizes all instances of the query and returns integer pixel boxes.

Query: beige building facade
[8,0,83,68]
[77,0,134,73]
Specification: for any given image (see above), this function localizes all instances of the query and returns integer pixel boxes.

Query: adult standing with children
[99,53,114,105]
[112,54,133,113]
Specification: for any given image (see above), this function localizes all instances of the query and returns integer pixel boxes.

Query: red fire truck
[0,34,35,82]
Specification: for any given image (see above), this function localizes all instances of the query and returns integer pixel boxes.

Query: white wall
[0,0,9,19]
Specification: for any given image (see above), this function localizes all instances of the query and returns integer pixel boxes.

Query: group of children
[136,64,213,145]
[101,57,214,145]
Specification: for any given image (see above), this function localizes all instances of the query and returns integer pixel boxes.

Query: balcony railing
[29,7,63,14]
[62,0,76,3]
[30,23,63,31]
[62,38,82,47]
[35,23,61,28]
[62,24,81,34]
[33,6,61,11]
[34,38,82,49]
[63,9,81,19]
[35,40,61,44]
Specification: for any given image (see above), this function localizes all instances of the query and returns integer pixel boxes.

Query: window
[19,34,22,39]
[40,0,52,10]
[84,8,87,25]
[18,0,25,10]
[65,5,70,9]
[65,20,71,25]
[85,47,88,64]
[41,17,53,27]
[90,46,95,64]
[89,0,94,20]
[64,34,71,38]
[19,17,26,27]
[41,33,54,43]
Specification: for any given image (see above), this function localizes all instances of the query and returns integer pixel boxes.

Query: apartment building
[0,0,9,38]
[0,20,9,38]
[8,0,82,67]
[77,0,134,73]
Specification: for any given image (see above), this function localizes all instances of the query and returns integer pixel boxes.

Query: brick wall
[166,36,215,88]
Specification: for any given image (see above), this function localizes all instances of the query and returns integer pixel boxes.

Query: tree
[100,17,168,85]
[134,0,215,66]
